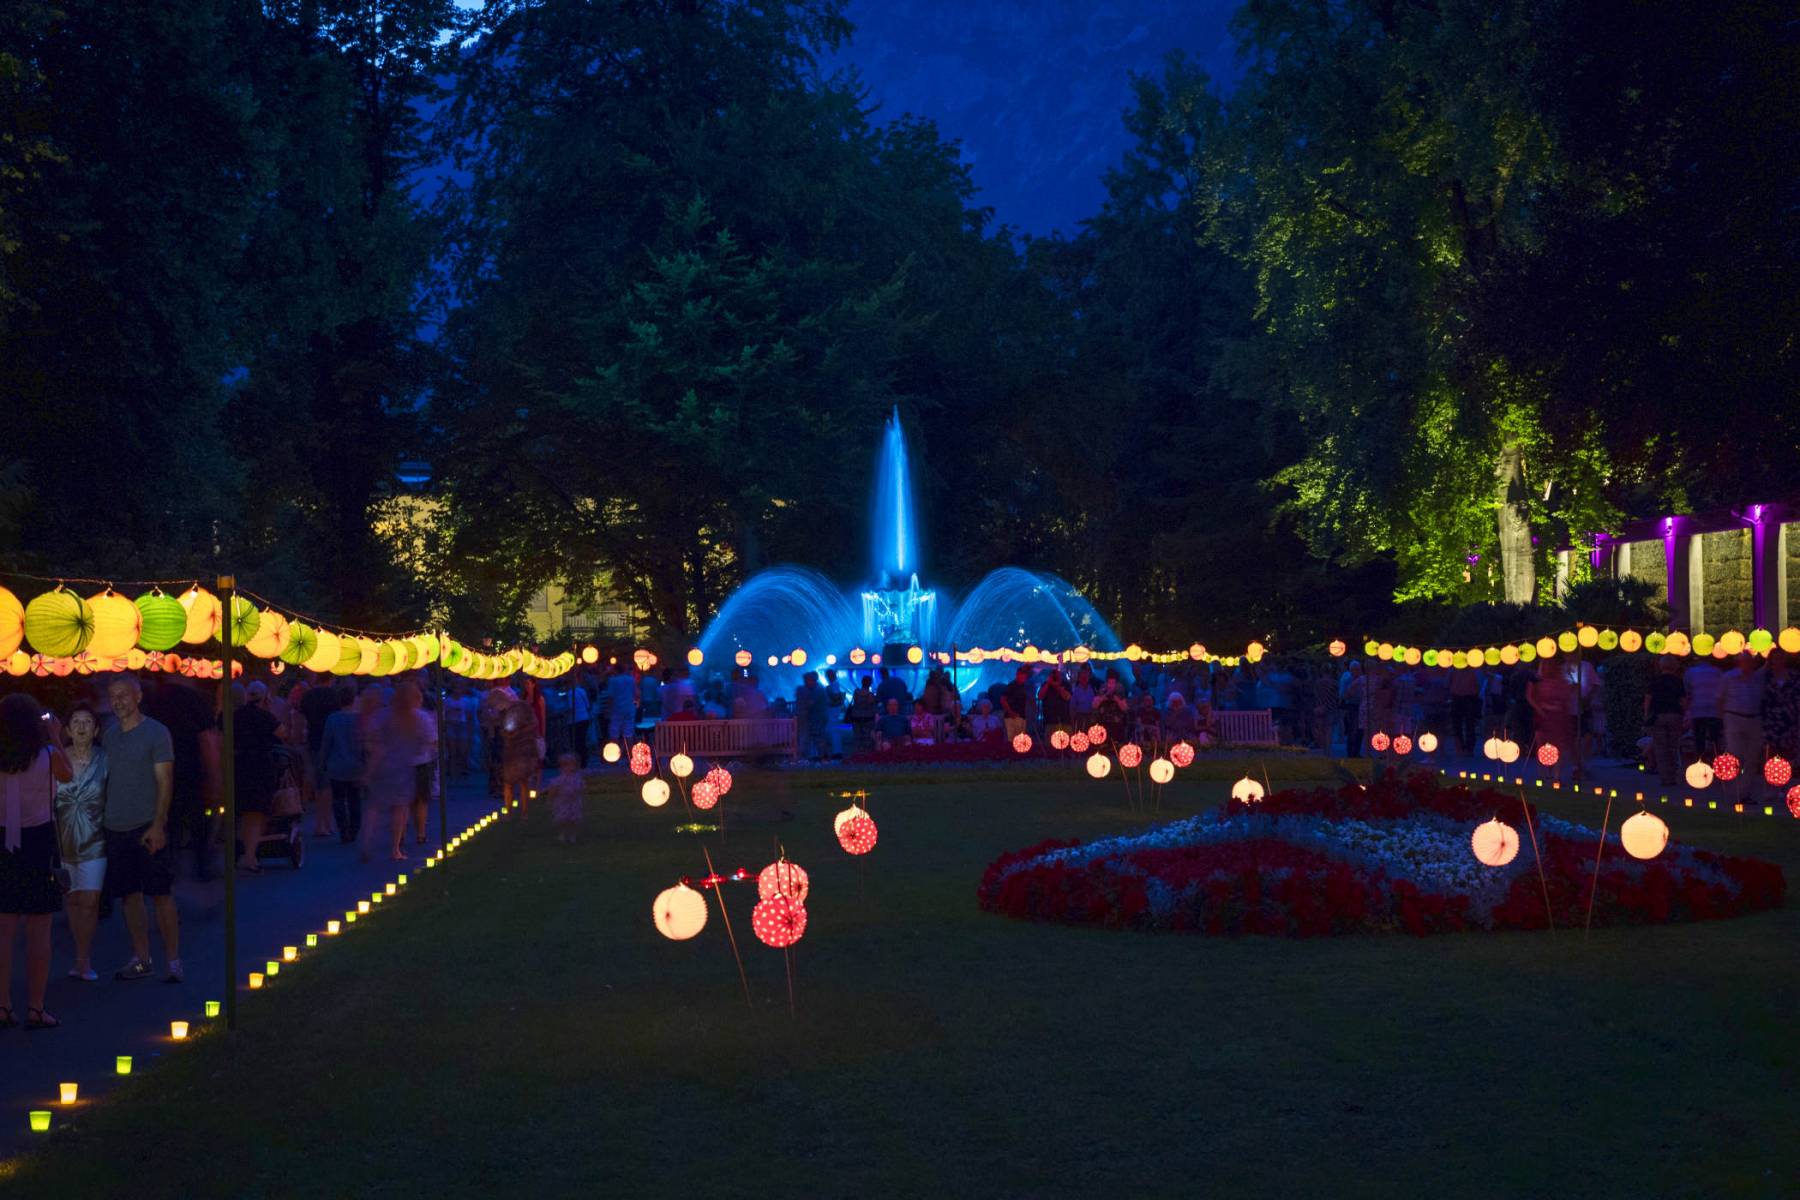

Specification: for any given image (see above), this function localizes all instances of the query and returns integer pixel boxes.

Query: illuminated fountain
[695,408,1126,691]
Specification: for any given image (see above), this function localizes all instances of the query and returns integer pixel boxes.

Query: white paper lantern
[1471,819,1520,866]
[1230,776,1264,803]
[641,779,670,807]
[1085,753,1112,779]
[1418,732,1438,754]
[1620,811,1669,860]
[1148,758,1174,784]
[1498,739,1520,764]
[1482,736,1503,761]
[669,753,694,779]
[652,884,707,940]
[602,742,622,764]
[1684,761,1714,790]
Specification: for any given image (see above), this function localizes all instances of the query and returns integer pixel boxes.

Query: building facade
[1585,503,1798,634]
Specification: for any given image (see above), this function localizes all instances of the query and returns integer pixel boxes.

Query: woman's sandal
[0,1006,16,1029]
[24,1008,59,1030]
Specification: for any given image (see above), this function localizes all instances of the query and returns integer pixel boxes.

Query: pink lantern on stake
[1712,752,1740,782]
[1787,785,1800,819]
[1392,734,1412,755]
[691,781,719,810]
[1012,732,1032,754]
[751,895,807,948]
[838,814,878,855]
[629,743,653,777]
[1169,741,1195,768]
[1538,743,1559,767]
[1764,756,1792,788]
[1086,724,1107,746]
[1369,731,1390,752]
[1049,729,1070,750]
[705,766,733,795]
[1069,731,1090,753]
[1118,743,1142,768]
[758,860,809,903]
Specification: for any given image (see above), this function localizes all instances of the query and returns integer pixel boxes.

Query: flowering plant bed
[977,776,1785,936]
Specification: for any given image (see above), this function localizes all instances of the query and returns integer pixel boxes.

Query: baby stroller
[253,745,307,869]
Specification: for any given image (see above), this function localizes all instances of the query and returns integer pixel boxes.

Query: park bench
[653,717,797,760]
[1215,709,1278,746]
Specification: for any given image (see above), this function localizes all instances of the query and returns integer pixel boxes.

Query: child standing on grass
[548,752,584,843]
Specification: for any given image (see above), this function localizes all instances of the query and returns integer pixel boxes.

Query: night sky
[830,0,1244,236]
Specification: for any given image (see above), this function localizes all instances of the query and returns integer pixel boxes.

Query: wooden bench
[652,718,797,760]
[1215,709,1278,747]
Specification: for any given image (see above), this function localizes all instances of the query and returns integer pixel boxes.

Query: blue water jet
[870,407,917,586]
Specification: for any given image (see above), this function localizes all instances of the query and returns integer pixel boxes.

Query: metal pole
[218,575,238,1032]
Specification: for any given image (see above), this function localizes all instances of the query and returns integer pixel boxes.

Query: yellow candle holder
[357,901,370,914]
[306,933,318,947]
[283,945,298,961]
[116,1055,133,1074]
[265,961,280,977]
[29,1110,50,1133]
[205,1000,221,1018]
[248,972,264,989]
[327,920,341,934]
[59,1083,78,1105]
[170,1020,189,1040]
[397,874,408,885]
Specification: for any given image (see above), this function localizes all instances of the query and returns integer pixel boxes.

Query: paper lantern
[1482,737,1503,761]
[1711,753,1740,782]
[205,1000,221,1017]
[849,647,867,664]
[1170,741,1195,768]
[1787,785,1800,819]
[1328,639,1346,657]
[1666,631,1691,656]
[705,766,733,795]
[329,635,361,675]
[1149,757,1174,784]
[834,804,868,835]
[734,649,752,667]
[1576,625,1598,648]
[84,590,141,659]
[1418,732,1438,753]
[250,610,294,660]
[602,741,621,764]
[1685,761,1714,789]
[1118,742,1142,767]
[302,628,340,673]
[1537,743,1559,766]
[691,781,719,809]
[0,587,22,658]
[1535,636,1556,659]
[1069,732,1090,753]
[1620,630,1643,653]
[641,779,670,807]
[629,747,653,777]
[1012,732,1032,754]
[1692,632,1716,657]
[352,636,380,676]
[1779,628,1800,655]
[1470,819,1519,866]
[1718,630,1745,657]
[1619,811,1669,860]
[1049,729,1070,750]
[24,589,94,657]
[751,895,808,948]
[1370,731,1390,752]
[653,884,708,940]
[1085,753,1112,779]
[175,587,219,645]
[1498,739,1520,764]
[1230,776,1264,803]
[838,813,878,855]
[1086,723,1107,745]
[1392,734,1412,755]
[1597,629,1619,651]
[669,752,694,778]
[758,860,810,902]
[1764,756,1792,788]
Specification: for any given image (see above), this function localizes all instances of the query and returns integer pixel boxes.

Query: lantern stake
[783,945,797,1020]
[219,574,239,1033]
[1583,790,1614,938]
[701,845,752,1009]
[1517,785,1554,934]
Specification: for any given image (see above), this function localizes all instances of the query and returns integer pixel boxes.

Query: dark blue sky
[830,0,1244,236]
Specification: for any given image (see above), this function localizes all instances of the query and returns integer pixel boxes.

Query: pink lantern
[750,895,807,948]
[1392,734,1412,755]
[758,860,809,903]
[838,814,878,855]
[629,743,653,777]
[1169,741,1195,768]
[1012,732,1032,754]
[1712,752,1741,782]
[1118,743,1142,768]
[1369,731,1390,752]
[1086,724,1107,745]
[1070,732,1090,753]
[691,781,719,810]
[1049,729,1070,750]
[705,766,733,795]
[1787,785,1800,819]
[1764,756,1792,788]
[1538,743,1559,767]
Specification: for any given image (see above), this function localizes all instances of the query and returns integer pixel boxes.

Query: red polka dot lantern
[1764,756,1792,788]
[1369,731,1390,752]
[837,813,878,855]
[1086,723,1107,745]
[750,895,807,948]
[757,860,809,903]
[1117,742,1142,768]
[1787,785,1800,819]
[691,781,719,810]
[1711,752,1740,782]
[1049,729,1070,750]
[1069,731,1090,753]
[1392,734,1412,755]
[1169,741,1195,768]
[704,766,732,796]
[629,743,654,777]
[1537,743,1559,767]
[1012,732,1032,754]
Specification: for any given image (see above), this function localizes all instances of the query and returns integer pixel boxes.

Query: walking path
[0,770,503,1156]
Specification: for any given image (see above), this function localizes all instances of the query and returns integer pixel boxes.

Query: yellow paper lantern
[1470,819,1519,866]
[1418,732,1439,753]
[1230,776,1265,803]
[352,637,380,676]
[85,590,142,660]
[177,587,220,645]
[602,742,621,764]
[1536,636,1557,659]
[641,779,670,807]
[330,634,362,675]
[1717,630,1745,657]
[1148,758,1174,784]
[1779,628,1800,655]
[1665,631,1691,656]
[4,650,27,676]
[245,609,290,659]
[24,588,94,657]
[1620,811,1669,860]
[1482,736,1503,761]
[1498,739,1520,764]
[0,586,22,658]
[1619,630,1643,653]
[1085,752,1111,779]
[907,646,924,664]
[304,628,341,673]
[1577,625,1599,648]
[652,883,708,940]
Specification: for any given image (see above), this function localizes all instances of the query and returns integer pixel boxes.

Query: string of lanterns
[1331,624,1800,667]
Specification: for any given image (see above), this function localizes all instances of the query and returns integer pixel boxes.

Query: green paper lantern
[1748,628,1773,654]
[375,642,397,675]
[1645,631,1667,654]
[330,636,362,675]
[1692,632,1715,657]
[227,595,261,648]
[135,591,186,652]
[24,589,94,657]
[1597,629,1619,651]
[279,622,318,666]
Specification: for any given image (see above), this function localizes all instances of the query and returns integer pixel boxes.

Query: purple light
[1664,516,1674,533]
[1466,553,1481,565]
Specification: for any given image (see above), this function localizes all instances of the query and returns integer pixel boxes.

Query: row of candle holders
[23,801,514,1135]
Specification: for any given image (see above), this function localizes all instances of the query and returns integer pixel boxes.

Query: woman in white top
[53,704,108,981]
[1,692,72,1029]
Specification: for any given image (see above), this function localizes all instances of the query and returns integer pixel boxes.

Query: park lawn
[4,761,1797,1199]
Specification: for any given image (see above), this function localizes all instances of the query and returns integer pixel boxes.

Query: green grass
[6,765,1797,1199]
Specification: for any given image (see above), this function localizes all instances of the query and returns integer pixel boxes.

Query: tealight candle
[170,1020,189,1040]
[266,961,280,976]
[425,858,436,869]
[327,920,341,934]
[306,933,318,947]
[248,972,264,989]
[397,874,407,885]
[346,911,357,923]
[116,1055,133,1074]
[205,1000,221,1018]
[29,1110,50,1133]
[59,1083,78,1105]
[357,901,370,914]
[283,945,298,961]
[384,883,396,896]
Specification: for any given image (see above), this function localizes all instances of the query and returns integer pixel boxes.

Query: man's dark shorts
[105,825,174,898]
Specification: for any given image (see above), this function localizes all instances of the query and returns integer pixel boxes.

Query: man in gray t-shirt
[101,677,181,982]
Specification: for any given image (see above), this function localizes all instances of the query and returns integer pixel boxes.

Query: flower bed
[978,777,1785,936]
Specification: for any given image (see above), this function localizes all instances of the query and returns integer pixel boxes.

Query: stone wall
[1698,527,1753,635]
[1623,539,1666,592]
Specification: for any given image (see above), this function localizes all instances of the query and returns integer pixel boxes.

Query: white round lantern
[669,753,694,779]
[1684,761,1714,790]
[1470,819,1520,866]
[1230,776,1264,803]
[1148,758,1174,784]
[652,884,708,940]
[641,778,671,807]
[602,742,622,764]
[1482,736,1503,761]
[1620,811,1669,860]
[1085,753,1112,779]
[1418,731,1438,754]
[1498,739,1520,764]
